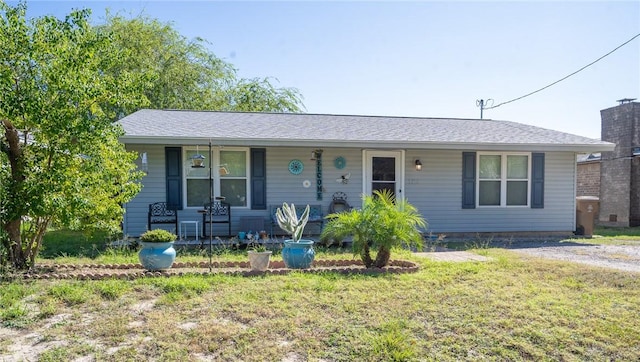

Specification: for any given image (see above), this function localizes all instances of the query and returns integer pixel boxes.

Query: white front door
[363,150,405,199]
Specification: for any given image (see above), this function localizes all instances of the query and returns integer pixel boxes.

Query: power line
[482,32,640,111]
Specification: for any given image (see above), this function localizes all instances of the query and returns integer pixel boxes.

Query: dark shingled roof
[118,109,614,152]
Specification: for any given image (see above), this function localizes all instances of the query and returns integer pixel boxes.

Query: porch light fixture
[140,152,148,172]
[415,159,422,171]
[311,149,323,160]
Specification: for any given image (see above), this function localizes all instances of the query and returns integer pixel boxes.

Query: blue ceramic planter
[282,240,315,269]
[139,241,176,270]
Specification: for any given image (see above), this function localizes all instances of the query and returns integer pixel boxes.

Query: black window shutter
[531,152,545,208]
[165,147,183,210]
[462,152,476,209]
[251,148,267,210]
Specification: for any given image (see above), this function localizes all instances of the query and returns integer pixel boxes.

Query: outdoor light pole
[208,141,213,272]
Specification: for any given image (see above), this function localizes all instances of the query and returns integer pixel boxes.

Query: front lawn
[1,241,639,361]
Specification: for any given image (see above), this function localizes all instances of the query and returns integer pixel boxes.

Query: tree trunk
[361,240,374,268]
[373,246,391,268]
[1,119,30,270]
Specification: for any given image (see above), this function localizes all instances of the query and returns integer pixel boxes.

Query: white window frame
[183,147,250,209]
[476,152,531,207]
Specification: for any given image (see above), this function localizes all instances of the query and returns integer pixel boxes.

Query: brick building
[577,153,601,197]
[599,100,640,227]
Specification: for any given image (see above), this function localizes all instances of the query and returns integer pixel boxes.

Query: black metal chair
[148,202,178,232]
[201,201,231,237]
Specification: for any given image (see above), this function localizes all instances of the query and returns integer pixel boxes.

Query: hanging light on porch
[311,149,323,160]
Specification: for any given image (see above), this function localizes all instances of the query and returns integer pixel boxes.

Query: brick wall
[576,161,600,197]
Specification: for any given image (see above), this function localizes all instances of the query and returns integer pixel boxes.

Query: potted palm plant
[276,203,315,269]
[321,190,426,268]
[138,229,177,270]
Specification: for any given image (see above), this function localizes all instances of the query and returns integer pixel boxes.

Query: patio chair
[201,200,231,237]
[147,202,178,233]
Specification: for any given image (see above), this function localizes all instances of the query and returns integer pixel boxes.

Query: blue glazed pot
[282,240,315,269]
[139,241,176,270]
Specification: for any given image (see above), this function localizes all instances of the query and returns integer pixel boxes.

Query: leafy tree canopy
[100,12,304,113]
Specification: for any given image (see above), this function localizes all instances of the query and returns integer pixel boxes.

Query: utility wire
[484,32,640,110]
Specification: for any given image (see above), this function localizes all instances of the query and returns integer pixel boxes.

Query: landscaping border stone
[11,259,419,281]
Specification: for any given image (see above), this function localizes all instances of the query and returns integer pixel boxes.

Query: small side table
[179,221,199,242]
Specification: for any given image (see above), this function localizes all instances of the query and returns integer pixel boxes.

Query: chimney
[599,99,640,227]
[617,98,637,105]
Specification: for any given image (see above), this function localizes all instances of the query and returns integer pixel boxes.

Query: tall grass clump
[47,282,92,305]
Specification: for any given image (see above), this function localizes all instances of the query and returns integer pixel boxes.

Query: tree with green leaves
[0,3,146,269]
[321,190,427,268]
[100,13,304,113]
[1,2,305,270]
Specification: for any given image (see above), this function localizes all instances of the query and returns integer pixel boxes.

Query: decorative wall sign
[288,159,304,175]
[334,156,346,169]
[336,173,351,184]
[316,152,323,200]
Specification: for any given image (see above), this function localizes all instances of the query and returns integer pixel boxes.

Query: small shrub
[140,229,176,243]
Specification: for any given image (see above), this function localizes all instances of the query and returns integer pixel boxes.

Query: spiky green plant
[321,190,426,268]
[275,203,310,242]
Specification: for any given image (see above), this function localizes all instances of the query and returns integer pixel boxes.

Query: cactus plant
[275,203,310,242]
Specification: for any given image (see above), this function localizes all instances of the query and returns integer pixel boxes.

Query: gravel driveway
[494,240,640,273]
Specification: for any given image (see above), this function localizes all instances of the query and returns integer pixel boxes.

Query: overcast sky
[20,1,640,139]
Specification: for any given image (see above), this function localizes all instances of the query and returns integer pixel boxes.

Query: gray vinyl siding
[266,147,362,207]
[123,144,169,237]
[404,150,576,233]
[123,144,577,237]
[264,148,362,234]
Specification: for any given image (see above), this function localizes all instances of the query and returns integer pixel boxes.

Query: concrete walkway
[414,250,491,262]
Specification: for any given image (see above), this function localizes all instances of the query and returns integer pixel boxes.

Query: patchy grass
[566,226,640,246]
[1,247,639,361]
[595,226,640,237]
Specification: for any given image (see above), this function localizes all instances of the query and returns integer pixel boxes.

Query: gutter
[119,136,616,153]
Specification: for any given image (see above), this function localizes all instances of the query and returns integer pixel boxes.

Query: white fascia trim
[119,136,616,153]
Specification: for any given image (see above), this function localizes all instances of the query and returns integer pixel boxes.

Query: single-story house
[117,109,615,238]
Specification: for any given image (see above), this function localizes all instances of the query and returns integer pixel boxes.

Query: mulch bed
[12,259,419,281]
